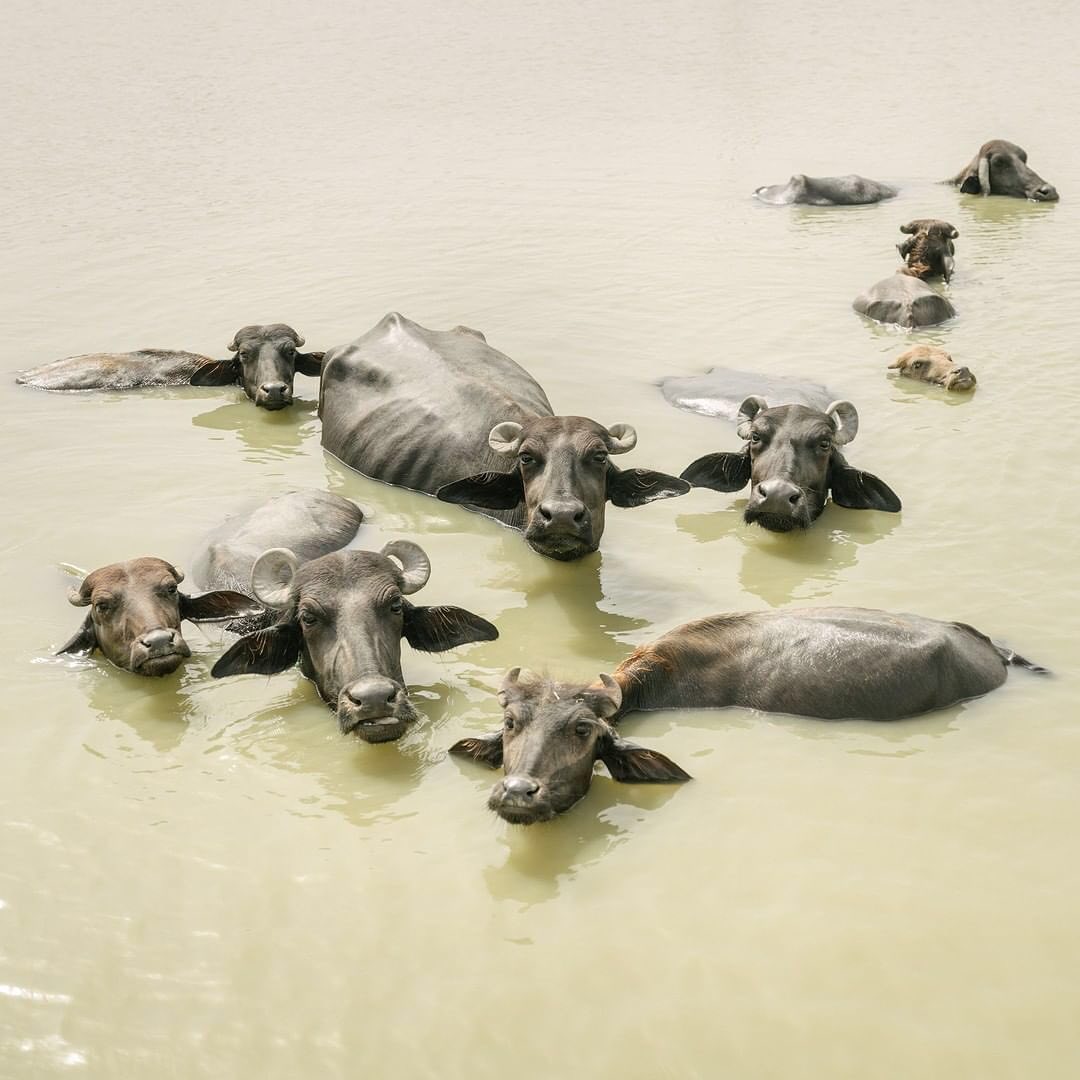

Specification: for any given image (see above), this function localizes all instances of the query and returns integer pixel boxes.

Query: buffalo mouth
[337,699,418,744]
[487,789,558,825]
[131,650,188,677]
[743,508,811,533]
[943,371,977,392]
[523,529,597,562]
[255,395,292,411]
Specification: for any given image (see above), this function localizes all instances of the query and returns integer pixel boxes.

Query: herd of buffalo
[20,140,1055,824]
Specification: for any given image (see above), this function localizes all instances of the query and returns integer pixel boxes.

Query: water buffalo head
[211,542,498,743]
[436,417,690,560]
[952,140,1058,202]
[449,668,690,824]
[58,558,261,676]
[897,219,958,282]
[680,398,901,532]
[889,346,976,392]
[190,324,324,409]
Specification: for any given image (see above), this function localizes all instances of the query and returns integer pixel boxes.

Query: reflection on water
[191,396,319,459]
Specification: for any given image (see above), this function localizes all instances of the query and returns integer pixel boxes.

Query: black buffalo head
[449,668,690,824]
[680,397,901,532]
[436,416,690,561]
[897,219,959,282]
[951,140,1058,202]
[190,324,324,409]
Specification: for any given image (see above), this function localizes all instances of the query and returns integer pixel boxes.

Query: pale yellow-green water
[2,1,1079,1077]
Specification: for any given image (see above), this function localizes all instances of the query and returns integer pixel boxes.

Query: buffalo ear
[210,622,301,678]
[294,351,324,377]
[828,455,902,513]
[402,603,499,652]
[679,450,751,493]
[56,615,98,657]
[180,590,264,623]
[436,471,525,510]
[599,733,692,784]
[607,466,690,508]
[190,358,240,387]
[449,730,504,769]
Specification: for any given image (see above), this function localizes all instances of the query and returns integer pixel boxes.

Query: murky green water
[3,1,1078,1076]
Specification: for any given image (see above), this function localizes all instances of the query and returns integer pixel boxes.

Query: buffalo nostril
[756,483,768,497]
[573,509,585,524]
[503,776,540,798]
[140,629,174,649]
[788,492,801,506]
[539,505,553,522]
[259,382,289,397]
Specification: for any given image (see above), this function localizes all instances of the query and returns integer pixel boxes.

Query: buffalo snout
[527,496,594,560]
[131,626,190,676]
[488,774,555,825]
[256,381,292,410]
[337,677,417,743]
[746,478,809,531]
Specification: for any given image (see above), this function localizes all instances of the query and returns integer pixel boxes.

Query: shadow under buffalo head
[680,397,901,532]
[211,542,498,743]
[436,417,690,560]
[951,140,1058,202]
[449,668,690,824]
[58,558,261,676]
[190,324,324,409]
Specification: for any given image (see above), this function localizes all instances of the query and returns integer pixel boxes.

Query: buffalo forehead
[524,415,609,450]
[295,551,402,601]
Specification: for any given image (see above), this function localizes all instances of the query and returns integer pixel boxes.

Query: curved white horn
[606,423,638,454]
[381,540,431,594]
[251,548,299,609]
[825,401,859,445]
[736,396,769,440]
[488,422,524,455]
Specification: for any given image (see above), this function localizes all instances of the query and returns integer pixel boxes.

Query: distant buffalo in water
[889,346,976,392]
[659,366,838,421]
[318,313,689,561]
[680,397,900,532]
[453,608,1046,823]
[754,174,897,205]
[897,219,959,283]
[853,273,955,328]
[16,323,323,409]
[949,140,1058,201]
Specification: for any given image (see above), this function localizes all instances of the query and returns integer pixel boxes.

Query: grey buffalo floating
[897,219,959,283]
[659,366,839,421]
[680,397,900,531]
[853,273,956,328]
[949,140,1059,201]
[16,323,323,410]
[318,313,689,561]
[753,174,897,205]
[211,542,498,744]
[452,608,1046,823]
[889,346,976,392]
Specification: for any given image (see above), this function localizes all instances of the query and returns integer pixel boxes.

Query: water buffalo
[16,323,323,409]
[58,558,261,676]
[318,313,689,561]
[889,346,975,392]
[211,542,498,743]
[659,366,838,420]
[452,608,1045,823]
[853,273,955,328]
[897,219,959,283]
[949,140,1059,201]
[753,174,897,206]
[680,397,900,531]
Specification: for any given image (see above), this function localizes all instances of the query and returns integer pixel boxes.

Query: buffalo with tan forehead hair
[889,346,976,392]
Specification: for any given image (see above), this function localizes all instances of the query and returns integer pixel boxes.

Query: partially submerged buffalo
[889,346,976,392]
[659,366,838,421]
[58,559,261,676]
[16,323,323,409]
[680,397,900,531]
[853,273,955,328]
[897,219,959,282]
[452,608,1045,823]
[949,140,1058,201]
[318,313,689,561]
[211,542,498,743]
[754,174,897,206]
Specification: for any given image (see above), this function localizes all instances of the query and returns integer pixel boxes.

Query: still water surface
[3,1,1079,1076]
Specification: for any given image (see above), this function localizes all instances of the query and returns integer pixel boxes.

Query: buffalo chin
[744,509,811,533]
[524,531,596,562]
[337,704,417,744]
[488,792,557,826]
[131,652,187,677]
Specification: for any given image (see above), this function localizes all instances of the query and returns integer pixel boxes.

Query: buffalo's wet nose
[259,381,289,399]
[139,628,176,650]
[1034,184,1058,200]
[345,678,399,712]
[502,776,540,798]
[755,480,802,508]
[955,366,972,378]
[538,499,587,527]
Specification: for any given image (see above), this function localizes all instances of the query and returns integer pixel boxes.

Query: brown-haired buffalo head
[211,543,498,743]
[951,140,1058,202]
[889,346,976,392]
[897,219,959,282]
[449,668,690,824]
[58,557,261,676]
[680,397,901,532]
[436,416,690,561]
[190,324,324,409]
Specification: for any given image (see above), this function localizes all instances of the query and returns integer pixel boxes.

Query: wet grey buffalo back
[752,174,897,205]
[190,490,364,593]
[16,350,220,391]
[660,366,839,421]
[853,273,956,328]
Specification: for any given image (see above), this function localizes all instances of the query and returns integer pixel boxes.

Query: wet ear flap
[381,540,431,594]
[448,730,504,769]
[179,590,264,623]
[436,471,525,510]
[605,423,637,454]
[294,351,324,376]
[488,422,524,455]
[402,603,498,652]
[210,622,302,678]
[679,449,751,492]
[251,548,299,609]
[598,733,692,784]
[735,396,768,439]
[56,615,97,656]
[828,453,902,513]
[606,466,690,508]
[825,400,859,446]
[189,357,241,387]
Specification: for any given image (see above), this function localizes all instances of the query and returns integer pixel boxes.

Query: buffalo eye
[750,432,762,445]
[591,450,609,466]
[519,453,535,467]
[94,600,114,616]
[574,720,592,738]
[912,360,925,370]
[818,439,831,452]
[388,596,403,615]
[503,714,515,732]
[299,609,319,627]
[166,582,178,596]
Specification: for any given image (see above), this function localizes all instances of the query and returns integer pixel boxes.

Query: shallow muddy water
[3,1,1079,1076]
